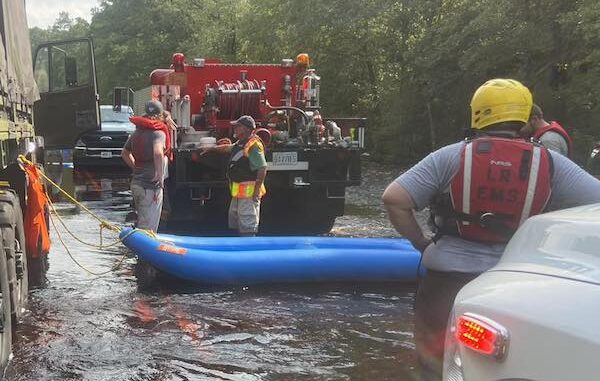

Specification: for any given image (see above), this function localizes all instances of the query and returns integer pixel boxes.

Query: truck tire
[13,198,28,320]
[0,190,28,331]
[304,216,336,235]
[0,236,12,369]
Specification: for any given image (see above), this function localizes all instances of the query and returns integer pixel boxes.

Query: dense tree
[31,0,600,164]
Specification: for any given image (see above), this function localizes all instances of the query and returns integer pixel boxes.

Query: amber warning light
[456,313,509,360]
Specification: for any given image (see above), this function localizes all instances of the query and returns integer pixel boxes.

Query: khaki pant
[131,184,163,232]
[228,197,260,234]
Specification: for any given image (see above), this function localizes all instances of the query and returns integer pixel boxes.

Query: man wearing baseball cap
[200,115,268,236]
[122,100,171,232]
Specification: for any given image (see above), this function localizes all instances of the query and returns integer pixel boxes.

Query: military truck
[138,53,364,235]
[0,1,100,367]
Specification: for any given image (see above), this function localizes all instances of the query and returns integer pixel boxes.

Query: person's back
[121,100,168,233]
[126,127,166,189]
[535,122,570,156]
[383,78,600,380]
[521,104,572,157]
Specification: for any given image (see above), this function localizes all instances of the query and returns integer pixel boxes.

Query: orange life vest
[23,162,51,258]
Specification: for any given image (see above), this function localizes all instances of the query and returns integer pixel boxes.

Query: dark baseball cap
[145,100,164,116]
[230,115,256,130]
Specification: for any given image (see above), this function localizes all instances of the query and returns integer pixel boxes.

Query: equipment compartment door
[33,38,100,148]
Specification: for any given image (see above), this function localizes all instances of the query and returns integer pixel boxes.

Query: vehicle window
[101,108,133,123]
[48,41,92,92]
[33,47,49,93]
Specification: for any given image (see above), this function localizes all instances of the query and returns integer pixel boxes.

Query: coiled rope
[17,155,154,276]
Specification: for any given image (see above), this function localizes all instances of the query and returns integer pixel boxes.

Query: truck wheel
[0,191,28,331]
[304,216,336,235]
[0,237,12,369]
[13,198,28,320]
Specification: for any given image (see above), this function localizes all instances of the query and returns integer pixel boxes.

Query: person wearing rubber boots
[520,103,572,157]
[201,115,267,236]
[382,78,600,380]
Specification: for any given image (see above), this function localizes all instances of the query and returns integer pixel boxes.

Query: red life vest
[532,121,572,157]
[449,137,552,243]
[129,116,173,161]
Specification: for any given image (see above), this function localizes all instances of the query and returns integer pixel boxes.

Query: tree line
[30,0,600,164]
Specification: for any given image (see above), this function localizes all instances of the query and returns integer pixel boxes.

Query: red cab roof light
[456,313,509,360]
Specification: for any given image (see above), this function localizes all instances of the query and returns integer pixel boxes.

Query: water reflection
[5,159,417,380]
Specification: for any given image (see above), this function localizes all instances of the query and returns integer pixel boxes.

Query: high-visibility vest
[230,181,266,199]
[228,137,267,198]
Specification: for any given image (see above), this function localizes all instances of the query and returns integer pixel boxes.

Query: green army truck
[0,0,100,368]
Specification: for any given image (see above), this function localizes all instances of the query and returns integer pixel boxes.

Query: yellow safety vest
[230,137,267,199]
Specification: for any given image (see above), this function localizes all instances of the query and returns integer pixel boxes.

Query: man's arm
[382,182,431,252]
[200,144,233,155]
[253,167,267,202]
[121,147,135,170]
[152,140,165,186]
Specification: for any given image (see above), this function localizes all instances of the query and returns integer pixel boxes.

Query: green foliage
[32,0,600,164]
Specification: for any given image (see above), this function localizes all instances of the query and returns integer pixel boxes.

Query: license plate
[100,151,112,158]
[272,152,297,166]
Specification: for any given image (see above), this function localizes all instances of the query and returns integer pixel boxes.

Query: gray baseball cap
[230,115,256,130]
[145,100,164,116]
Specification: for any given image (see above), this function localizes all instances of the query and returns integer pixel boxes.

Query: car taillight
[455,313,509,360]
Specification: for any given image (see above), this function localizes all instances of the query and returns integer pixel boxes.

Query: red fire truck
[144,53,365,234]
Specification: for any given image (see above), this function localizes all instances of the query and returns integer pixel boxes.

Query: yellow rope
[48,209,134,276]
[46,192,124,249]
[17,154,157,275]
[18,155,120,233]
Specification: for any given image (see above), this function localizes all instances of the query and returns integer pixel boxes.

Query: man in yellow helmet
[382,78,600,380]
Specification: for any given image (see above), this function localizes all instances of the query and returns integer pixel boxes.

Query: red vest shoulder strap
[532,121,572,156]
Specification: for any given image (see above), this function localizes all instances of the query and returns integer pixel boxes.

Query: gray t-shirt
[124,129,166,189]
[539,130,569,157]
[395,141,600,273]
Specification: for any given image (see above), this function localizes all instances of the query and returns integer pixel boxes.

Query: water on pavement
[4,162,419,381]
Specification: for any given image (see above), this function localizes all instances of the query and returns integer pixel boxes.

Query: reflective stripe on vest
[230,181,266,198]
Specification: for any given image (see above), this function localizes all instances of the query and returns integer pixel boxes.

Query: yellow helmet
[470,78,533,130]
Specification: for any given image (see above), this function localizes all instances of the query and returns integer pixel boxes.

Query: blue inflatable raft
[120,228,421,285]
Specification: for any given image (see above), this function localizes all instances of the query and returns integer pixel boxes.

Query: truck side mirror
[65,57,78,87]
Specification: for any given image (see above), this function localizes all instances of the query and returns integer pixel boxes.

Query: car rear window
[101,108,132,123]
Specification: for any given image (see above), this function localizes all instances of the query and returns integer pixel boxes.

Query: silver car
[444,203,600,381]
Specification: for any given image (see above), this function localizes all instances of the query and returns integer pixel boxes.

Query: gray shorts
[228,197,260,234]
[131,184,163,232]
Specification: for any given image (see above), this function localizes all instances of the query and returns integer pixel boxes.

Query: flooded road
[4,160,419,381]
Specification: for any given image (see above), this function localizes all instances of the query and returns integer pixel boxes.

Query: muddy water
[4,161,420,381]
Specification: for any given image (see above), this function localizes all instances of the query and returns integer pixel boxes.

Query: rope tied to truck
[17,155,155,276]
